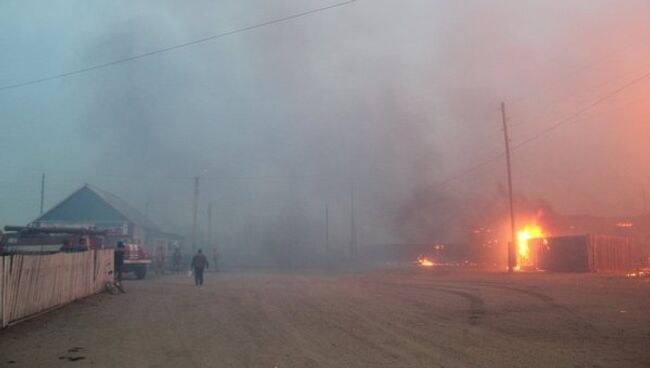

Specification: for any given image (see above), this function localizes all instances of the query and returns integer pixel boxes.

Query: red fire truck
[0,226,151,279]
[121,243,150,279]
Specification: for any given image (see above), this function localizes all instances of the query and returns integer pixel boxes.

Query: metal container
[530,235,632,272]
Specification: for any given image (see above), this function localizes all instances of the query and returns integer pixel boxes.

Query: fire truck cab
[0,226,151,279]
[121,243,150,279]
[0,226,105,254]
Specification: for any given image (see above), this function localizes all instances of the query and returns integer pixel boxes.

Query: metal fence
[0,249,113,327]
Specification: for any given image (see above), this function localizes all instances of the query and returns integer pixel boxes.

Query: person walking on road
[114,241,125,282]
[191,249,209,286]
[155,245,165,275]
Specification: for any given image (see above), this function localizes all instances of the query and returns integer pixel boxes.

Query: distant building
[31,184,183,249]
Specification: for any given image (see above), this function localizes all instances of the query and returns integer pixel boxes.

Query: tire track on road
[374,281,485,326]
[302,278,482,367]
[387,278,599,337]
[471,281,599,335]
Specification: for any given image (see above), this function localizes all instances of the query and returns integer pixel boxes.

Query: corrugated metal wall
[532,235,633,272]
[587,235,633,272]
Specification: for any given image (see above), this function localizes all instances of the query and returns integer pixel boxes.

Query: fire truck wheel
[134,266,147,280]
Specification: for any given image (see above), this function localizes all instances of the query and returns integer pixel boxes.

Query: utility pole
[207,202,213,249]
[39,173,45,215]
[501,102,516,273]
[143,200,151,247]
[325,204,329,253]
[192,176,199,252]
[191,170,208,252]
[349,183,357,258]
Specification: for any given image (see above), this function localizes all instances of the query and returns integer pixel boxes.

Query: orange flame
[417,256,435,267]
[516,222,544,271]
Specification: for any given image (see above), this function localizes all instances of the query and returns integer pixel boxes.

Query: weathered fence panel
[0,250,113,327]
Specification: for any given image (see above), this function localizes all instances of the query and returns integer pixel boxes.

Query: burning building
[513,216,642,272]
[470,210,647,272]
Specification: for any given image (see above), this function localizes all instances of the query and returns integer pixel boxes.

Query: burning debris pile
[412,243,473,268]
[625,270,649,278]
[416,256,435,267]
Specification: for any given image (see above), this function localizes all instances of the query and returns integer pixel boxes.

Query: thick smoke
[72,0,650,264]
[2,1,650,266]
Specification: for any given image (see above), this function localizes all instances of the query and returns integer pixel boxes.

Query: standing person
[60,239,74,253]
[172,246,182,273]
[77,237,89,252]
[190,249,209,286]
[114,241,125,282]
[155,245,165,275]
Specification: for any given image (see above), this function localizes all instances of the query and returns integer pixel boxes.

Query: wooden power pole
[349,183,357,258]
[192,176,199,252]
[207,202,213,248]
[501,102,516,273]
[40,173,45,215]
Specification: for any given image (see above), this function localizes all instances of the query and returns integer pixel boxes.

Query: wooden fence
[0,249,113,327]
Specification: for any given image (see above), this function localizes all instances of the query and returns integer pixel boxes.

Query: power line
[2,66,647,189]
[437,67,650,187]
[506,38,648,112]
[513,69,650,149]
[424,63,650,168]
[0,0,357,92]
[509,60,650,129]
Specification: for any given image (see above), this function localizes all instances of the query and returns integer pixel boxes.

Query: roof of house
[33,184,161,232]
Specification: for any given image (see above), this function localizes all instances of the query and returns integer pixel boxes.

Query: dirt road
[1,268,649,367]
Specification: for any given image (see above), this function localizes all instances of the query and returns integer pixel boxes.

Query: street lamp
[192,169,208,252]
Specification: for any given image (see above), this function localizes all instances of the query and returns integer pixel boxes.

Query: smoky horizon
[2,0,650,265]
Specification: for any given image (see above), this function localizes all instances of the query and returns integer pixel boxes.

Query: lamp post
[191,169,208,252]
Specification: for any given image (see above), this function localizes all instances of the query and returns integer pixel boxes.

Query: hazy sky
[1,0,650,250]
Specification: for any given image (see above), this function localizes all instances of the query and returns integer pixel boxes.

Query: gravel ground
[0,268,649,368]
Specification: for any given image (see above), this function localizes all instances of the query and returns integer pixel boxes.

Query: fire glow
[515,222,544,271]
[417,256,435,267]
